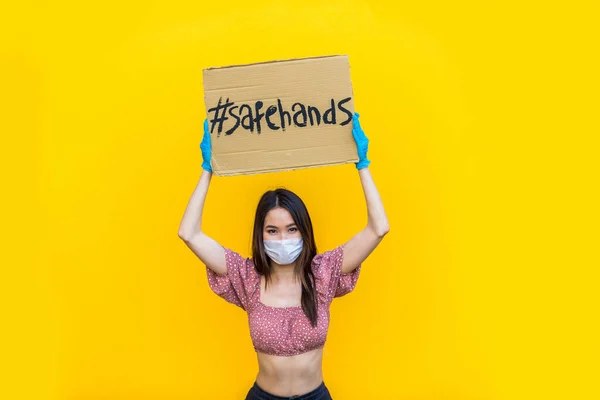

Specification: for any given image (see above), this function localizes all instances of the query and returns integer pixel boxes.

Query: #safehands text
[207,96,353,135]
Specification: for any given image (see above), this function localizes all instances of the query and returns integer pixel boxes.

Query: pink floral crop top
[206,245,361,357]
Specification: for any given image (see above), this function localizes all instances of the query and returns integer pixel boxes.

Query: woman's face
[263,207,302,241]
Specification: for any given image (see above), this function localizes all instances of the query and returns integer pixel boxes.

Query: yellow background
[2,0,599,399]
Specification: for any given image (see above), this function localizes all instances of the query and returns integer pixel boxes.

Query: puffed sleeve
[206,248,259,311]
[312,245,361,303]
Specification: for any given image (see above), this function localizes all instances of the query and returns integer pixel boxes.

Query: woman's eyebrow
[265,223,296,229]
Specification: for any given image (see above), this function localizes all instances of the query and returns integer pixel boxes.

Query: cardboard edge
[203,54,348,72]
[213,158,359,177]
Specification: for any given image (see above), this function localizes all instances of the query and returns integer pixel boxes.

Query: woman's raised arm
[178,120,227,275]
[341,113,390,274]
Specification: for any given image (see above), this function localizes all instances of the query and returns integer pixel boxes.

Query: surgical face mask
[264,238,303,265]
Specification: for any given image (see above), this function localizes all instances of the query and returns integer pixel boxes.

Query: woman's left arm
[341,114,390,274]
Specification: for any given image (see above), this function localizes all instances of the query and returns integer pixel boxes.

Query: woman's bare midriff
[255,346,324,396]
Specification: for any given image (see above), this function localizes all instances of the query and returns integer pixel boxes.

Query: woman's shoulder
[311,245,344,269]
[224,247,253,261]
[224,248,258,275]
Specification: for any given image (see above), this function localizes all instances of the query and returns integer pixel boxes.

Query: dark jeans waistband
[246,380,331,400]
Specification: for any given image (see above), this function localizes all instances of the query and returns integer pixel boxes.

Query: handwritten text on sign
[207,97,353,136]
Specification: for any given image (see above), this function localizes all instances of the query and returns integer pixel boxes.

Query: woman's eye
[267,229,276,234]
[289,227,297,232]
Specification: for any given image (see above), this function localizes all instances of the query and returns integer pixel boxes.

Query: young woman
[178,113,389,400]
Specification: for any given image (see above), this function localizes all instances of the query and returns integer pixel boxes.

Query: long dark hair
[252,188,319,327]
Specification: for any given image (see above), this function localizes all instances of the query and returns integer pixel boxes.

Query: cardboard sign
[202,55,359,175]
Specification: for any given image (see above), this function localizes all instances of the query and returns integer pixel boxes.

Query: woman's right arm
[177,169,227,276]
[178,119,227,275]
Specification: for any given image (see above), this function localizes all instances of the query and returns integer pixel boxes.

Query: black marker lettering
[322,99,337,124]
[292,103,307,127]
[337,97,352,126]
[265,105,279,130]
[239,104,255,132]
[225,105,240,135]
[220,97,353,134]
[253,101,265,134]
[277,99,291,131]
[307,106,321,126]
[207,97,234,134]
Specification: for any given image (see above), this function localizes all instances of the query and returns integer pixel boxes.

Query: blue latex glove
[200,118,212,172]
[352,112,370,170]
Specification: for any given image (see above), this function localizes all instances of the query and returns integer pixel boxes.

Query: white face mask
[264,238,303,265]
